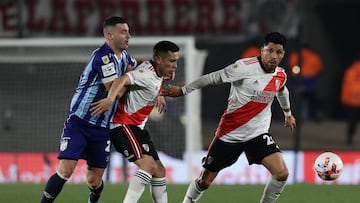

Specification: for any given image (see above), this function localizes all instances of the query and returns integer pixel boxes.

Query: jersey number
[263,134,275,145]
[105,140,111,152]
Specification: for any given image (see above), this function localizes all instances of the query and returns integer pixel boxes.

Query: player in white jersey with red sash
[162,32,296,203]
[91,40,180,203]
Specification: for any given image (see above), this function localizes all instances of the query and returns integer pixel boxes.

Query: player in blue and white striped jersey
[40,16,136,203]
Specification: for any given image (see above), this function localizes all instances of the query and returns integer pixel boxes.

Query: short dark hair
[153,41,180,55]
[103,16,127,27]
[263,32,287,48]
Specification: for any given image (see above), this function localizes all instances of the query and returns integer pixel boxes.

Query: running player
[162,32,296,203]
[91,40,180,203]
[40,16,137,203]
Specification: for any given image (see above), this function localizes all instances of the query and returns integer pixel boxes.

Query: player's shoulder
[230,57,259,72]
[274,66,287,80]
[275,66,286,73]
[239,57,259,66]
[91,43,114,65]
[131,61,154,75]
[135,60,153,70]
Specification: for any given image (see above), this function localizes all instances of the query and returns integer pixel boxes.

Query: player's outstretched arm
[161,84,184,97]
[90,75,131,116]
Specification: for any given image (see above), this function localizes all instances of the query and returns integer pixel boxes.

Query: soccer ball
[314,152,343,181]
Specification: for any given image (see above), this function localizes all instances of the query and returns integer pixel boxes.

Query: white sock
[150,177,168,203]
[182,180,203,203]
[123,169,152,203]
[260,177,286,203]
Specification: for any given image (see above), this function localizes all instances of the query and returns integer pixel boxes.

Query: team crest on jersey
[123,150,129,157]
[142,144,149,152]
[60,137,69,151]
[233,64,238,69]
[138,69,144,74]
[101,55,110,64]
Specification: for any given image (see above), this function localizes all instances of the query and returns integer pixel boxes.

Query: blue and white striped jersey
[69,43,135,128]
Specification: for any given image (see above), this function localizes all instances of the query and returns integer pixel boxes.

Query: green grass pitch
[0,183,359,202]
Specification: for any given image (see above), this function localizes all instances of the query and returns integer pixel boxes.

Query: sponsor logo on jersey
[101,62,115,77]
[101,55,110,64]
[250,90,276,103]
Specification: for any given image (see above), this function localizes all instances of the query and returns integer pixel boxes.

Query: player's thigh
[85,126,111,168]
[203,138,244,172]
[244,133,281,165]
[261,152,288,178]
[110,125,160,162]
[110,124,143,162]
[58,115,87,160]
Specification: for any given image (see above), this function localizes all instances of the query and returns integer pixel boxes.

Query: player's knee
[275,168,289,181]
[155,164,166,177]
[57,160,77,179]
[139,160,159,175]
[87,175,101,187]
[87,167,104,187]
[57,169,73,179]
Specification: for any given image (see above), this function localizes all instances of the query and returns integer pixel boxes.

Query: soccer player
[90,40,180,203]
[40,16,137,203]
[162,32,296,203]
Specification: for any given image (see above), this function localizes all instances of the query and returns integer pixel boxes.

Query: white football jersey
[112,61,163,129]
[215,57,287,142]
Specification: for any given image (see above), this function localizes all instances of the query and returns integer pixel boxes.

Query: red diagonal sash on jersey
[113,99,155,126]
[112,83,163,126]
[215,71,286,137]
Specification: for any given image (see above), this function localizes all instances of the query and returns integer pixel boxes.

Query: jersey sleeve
[219,60,247,83]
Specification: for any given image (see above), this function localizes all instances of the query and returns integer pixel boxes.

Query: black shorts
[110,124,160,162]
[202,133,281,172]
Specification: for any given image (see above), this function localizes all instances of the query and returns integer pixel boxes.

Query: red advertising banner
[303,151,360,184]
[0,152,87,183]
[1,151,360,184]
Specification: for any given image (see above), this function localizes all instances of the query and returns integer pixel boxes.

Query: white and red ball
[314,152,343,181]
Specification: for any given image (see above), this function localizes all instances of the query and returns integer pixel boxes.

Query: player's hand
[161,84,184,97]
[284,115,296,131]
[155,96,167,113]
[90,98,113,117]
